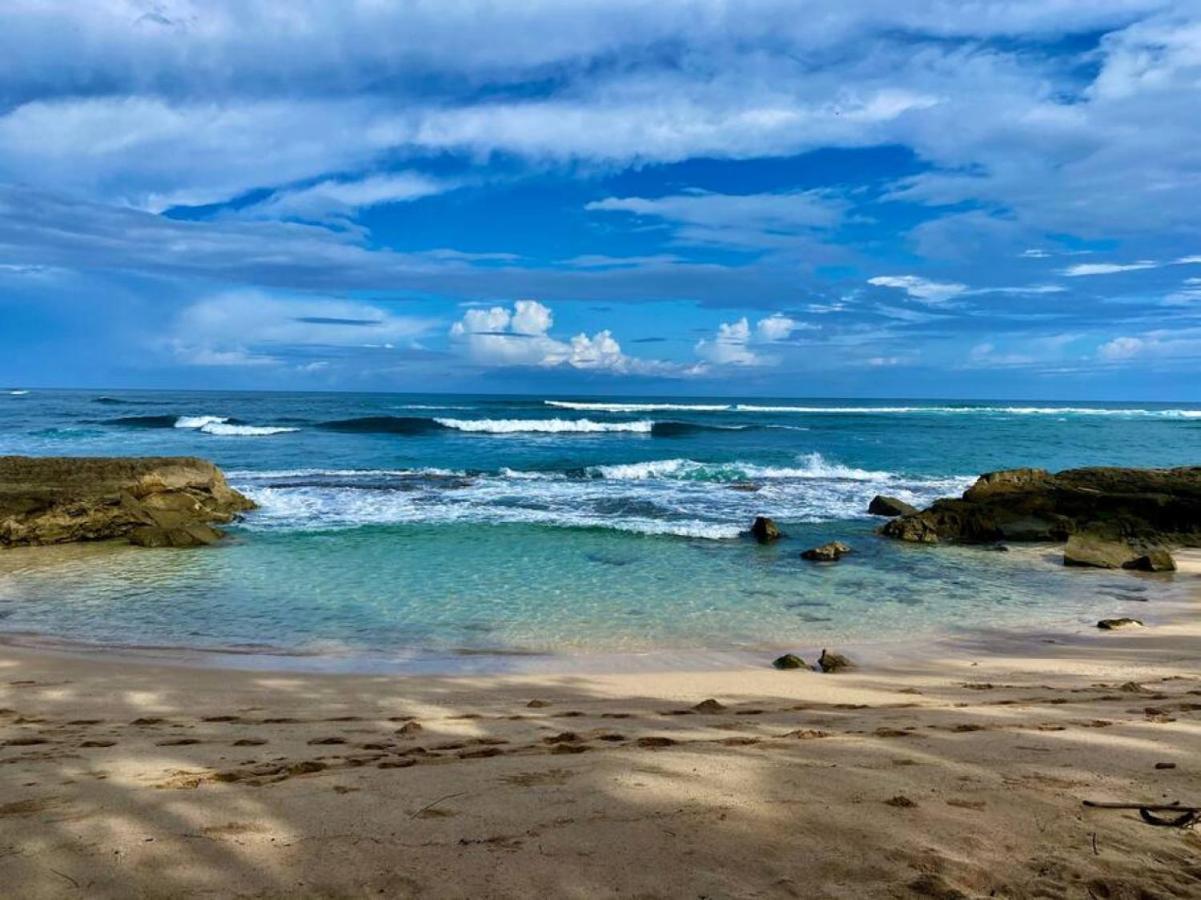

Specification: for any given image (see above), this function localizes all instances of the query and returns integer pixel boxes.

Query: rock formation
[867,495,918,517]
[750,516,783,543]
[801,541,852,561]
[880,467,1200,568]
[0,456,255,548]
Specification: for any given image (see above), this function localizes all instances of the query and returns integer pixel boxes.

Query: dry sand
[2,557,1201,898]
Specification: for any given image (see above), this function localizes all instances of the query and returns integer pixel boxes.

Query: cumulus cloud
[694,314,811,366]
[449,299,679,375]
[867,275,968,303]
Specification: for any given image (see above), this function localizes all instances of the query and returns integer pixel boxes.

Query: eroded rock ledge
[880,466,1201,568]
[0,456,256,548]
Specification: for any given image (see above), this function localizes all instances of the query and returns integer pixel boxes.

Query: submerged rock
[817,649,853,673]
[0,456,255,548]
[880,466,1201,550]
[868,495,918,517]
[801,541,852,562]
[750,516,783,543]
[1097,617,1144,630]
[772,653,807,670]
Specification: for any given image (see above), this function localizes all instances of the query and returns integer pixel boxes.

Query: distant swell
[319,416,450,434]
[107,415,179,428]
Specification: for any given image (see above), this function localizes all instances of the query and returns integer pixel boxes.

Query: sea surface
[1,389,1198,671]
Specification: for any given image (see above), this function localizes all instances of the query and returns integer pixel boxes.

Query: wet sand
[1,558,1200,898]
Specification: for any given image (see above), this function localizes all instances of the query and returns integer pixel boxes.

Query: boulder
[801,541,852,561]
[750,516,783,543]
[880,466,1201,550]
[817,649,853,673]
[1097,618,1144,630]
[868,495,918,517]
[0,456,255,548]
[1064,533,1176,571]
[772,653,807,670]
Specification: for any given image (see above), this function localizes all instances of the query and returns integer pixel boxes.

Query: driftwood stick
[1083,801,1199,812]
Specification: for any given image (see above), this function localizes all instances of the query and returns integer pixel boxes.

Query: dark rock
[772,653,807,670]
[729,482,762,493]
[868,495,918,517]
[1064,532,1176,571]
[0,456,254,548]
[817,649,853,673]
[984,543,1010,552]
[1097,618,1144,630]
[801,541,851,561]
[880,466,1201,551]
[691,698,726,714]
[750,516,783,543]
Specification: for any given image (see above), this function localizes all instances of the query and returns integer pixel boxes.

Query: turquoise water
[0,389,1197,669]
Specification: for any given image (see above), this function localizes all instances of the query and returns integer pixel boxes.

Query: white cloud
[449,299,679,375]
[170,290,434,367]
[243,172,451,224]
[867,275,967,303]
[1060,261,1159,276]
[587,190,846,249]
[694,313,810,366]
[1098,336,1146,359]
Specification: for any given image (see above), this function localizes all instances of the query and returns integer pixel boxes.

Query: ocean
[1,389,1197,671]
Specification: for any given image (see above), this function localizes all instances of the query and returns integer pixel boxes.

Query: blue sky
[2,1,1200,399]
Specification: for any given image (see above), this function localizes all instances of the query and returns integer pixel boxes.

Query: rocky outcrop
[750,516,783,543]
[1063,532,1176,571]
[868,495,918,517]
[801,541,852,561]
[0,456,255,548]
[880,466,1201,551]
[1097,617,1144,630]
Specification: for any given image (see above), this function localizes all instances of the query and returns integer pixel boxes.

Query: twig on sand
[410,791,469,819]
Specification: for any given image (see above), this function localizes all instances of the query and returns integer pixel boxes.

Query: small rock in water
[750,516,783,543]
[867,495,918,517]
[772,653,807,670]
[1097,617,1144,630]
[729,482,762,493]
[801,541,851,562]
[984,543,1010,552]
[817,649,853,673]
[691,698,727,714]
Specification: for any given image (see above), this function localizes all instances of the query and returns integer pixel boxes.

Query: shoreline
[1,546,1196,678]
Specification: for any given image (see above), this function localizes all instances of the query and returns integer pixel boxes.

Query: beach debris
[771,653,807,670]
[691,698,727,713]
[1155,762,1177,770]
[1096,618,1144,630]
[801,541,852,562]
[867,495,918,517]
[1083,800,1200,829]
[750,516,783,543]
[817,649,853,673]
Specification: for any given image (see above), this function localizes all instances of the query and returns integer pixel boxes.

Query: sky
[1,1,1200,399]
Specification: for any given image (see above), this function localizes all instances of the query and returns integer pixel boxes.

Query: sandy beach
[1,559,1199,898]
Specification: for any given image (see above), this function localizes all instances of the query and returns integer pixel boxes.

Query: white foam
[199,422,299,436]
[545,400,731,412]
[174,415,229,429]
[586,453,892,482]
[7,390,29,396]
[435,417,654,433]
[734,404,1201,417]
